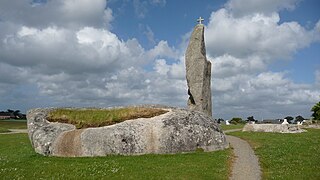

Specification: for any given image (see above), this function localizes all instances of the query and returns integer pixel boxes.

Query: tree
[13,110,24,119]
[247,116,256,122]
[295,115,304,122]
[311,101,320,121]
[217,118,224,124]
[284,116,294,123]
[230,117,243,124]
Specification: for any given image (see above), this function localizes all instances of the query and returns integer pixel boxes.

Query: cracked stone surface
[27,106,228,157]
[185,24,212,117]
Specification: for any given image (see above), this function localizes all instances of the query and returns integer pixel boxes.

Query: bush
[311,101,320,121]
[229,117,244,125]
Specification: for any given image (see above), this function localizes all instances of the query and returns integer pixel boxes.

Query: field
[0,134,230,179]
[0,120,230,179]
[0,121,27,133]
[1,121,319,179]
[228,129,320,179]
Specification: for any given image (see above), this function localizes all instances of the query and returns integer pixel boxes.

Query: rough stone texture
[185,24,212,117]
[243,124,306,133]
[27,108,76,155]
[27,106,228,157]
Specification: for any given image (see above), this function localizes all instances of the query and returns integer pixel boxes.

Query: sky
[0,0,319,120]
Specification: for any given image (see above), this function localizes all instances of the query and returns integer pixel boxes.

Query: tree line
[0,109,26,119]
[217,101,320,124]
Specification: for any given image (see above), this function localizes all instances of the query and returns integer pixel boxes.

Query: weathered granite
[242,124,306,133]
[185,24,212,117]
[27,108,76,155]
[27,106,228,157]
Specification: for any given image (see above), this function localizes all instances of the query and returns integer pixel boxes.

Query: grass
[3,119,318,179]
[47,107,168,129]
[0,127,10,133]
[0,134,231,179]
[0,121,27,133]
[229,129,320,180]
[0,121,27,129]
[220,124,245,131]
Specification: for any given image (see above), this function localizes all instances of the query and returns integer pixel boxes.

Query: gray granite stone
[27,108,76,155]
[27,106,228,157]
[243,124,306,133]
[185,24,212,117]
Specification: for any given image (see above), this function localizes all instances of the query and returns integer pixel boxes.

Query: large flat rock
[243,124,306,133]
[27,106,228,157]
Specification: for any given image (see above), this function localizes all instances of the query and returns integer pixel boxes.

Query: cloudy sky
[0,0,319,120]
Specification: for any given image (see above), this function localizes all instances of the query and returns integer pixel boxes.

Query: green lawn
[0,121,27,133]
[2,123,318,179]
[0,127,10,133]
[229,129,320,180]
[0,134,231,179]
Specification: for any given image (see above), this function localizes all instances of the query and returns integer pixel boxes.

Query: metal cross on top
[197,17,204,24]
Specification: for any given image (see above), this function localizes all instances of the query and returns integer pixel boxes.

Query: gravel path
[0,129,28,134]
[226,135,261,180]
[223,129,243,133]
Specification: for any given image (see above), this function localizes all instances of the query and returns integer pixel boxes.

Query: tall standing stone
[185,23,212,117]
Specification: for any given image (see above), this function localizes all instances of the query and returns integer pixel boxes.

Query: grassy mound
[47,107,168,129]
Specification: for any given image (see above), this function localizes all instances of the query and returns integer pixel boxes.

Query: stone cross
[197,17,204,24]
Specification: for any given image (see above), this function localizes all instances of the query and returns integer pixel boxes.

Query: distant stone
[185,24,212,117]
[27,106,228,157]
[242,124,306,133]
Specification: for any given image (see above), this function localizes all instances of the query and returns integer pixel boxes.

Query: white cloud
[0,8,183,110]
[154,59,170,75]
[211,70,320,119]
[205,8,314,60]
[0,0,319,120]
[168,57,186,79]
[226,0,300,17]
[211,54,265,78]
[251,72,290,88]
[0,25,155,75]
[0,0,113,28]
[201,3,320,119]
[153,57,185,79]
[147,40,178,60]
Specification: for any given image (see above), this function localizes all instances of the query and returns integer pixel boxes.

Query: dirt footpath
[0,129,28,134]
[226,135,261,180]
